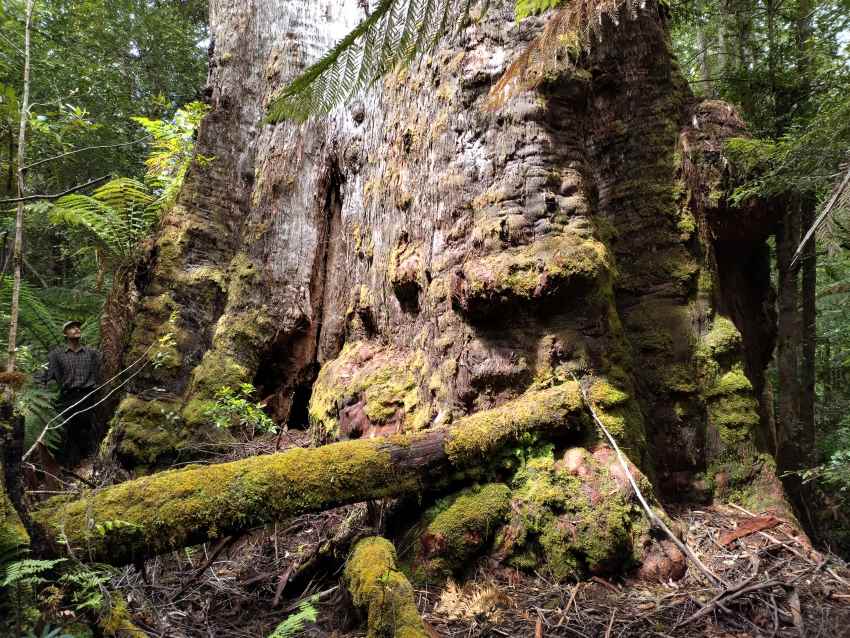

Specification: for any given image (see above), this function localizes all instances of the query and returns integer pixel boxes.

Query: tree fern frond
[92,177,154,212]
[0,275,62,352]
[266,0,476,123]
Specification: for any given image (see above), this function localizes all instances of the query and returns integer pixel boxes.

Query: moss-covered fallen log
[32,382,583,565]
[345,537,428,638]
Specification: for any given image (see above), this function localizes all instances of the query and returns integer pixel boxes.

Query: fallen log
[345,537,429,638]
[32,382,583,565]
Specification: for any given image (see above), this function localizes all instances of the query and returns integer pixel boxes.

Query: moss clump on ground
[345,537,429,638]
[495,447,653,579]
[308,342,423,438]
[104,395,189,469]
[415,484,511,578]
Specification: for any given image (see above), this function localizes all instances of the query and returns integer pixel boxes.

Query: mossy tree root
[32,382,583,566]
[345,537,429,638]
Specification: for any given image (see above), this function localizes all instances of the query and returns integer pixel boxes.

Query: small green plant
[267,595,319,638]
[0,558,65,588]
[206,383,278,440]
[59,564,115,613]
[23,625,75,638]
[93,519,142,538]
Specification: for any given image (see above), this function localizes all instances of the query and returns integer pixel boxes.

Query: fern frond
[50,178,158,261]
[0,275,62,352]
[488,0,631,109]
[15,380,59,451]
[1,558,65,587]
[267,595,319,638]
[266,0,475,122]
[92,177,155,212]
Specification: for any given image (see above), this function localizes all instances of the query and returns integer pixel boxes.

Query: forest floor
[50,434,850,638]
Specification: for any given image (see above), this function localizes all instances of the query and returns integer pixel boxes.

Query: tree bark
[87,0,794,572]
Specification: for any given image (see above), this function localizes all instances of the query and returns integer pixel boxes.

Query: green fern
[132,101,211,211]
[267,596,319,638]
[49,177,158,263]
[0,558,65,588]
[266,0,476,122]
[0,275,62,352]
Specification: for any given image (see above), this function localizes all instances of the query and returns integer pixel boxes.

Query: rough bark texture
[73,0,793,571]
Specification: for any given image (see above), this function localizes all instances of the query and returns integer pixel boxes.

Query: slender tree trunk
[800,201,816,466]
[6,0,34,373]
[776,204,801,473]
[697,10,714,97]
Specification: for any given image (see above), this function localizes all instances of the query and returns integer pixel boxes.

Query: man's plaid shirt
[46,345,102,392]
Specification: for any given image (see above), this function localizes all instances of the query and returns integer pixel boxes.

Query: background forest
[1,0,850,635]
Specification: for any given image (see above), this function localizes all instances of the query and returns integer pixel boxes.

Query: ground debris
[106,501,850,637]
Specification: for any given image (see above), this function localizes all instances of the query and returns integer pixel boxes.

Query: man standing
[44,320,102,467]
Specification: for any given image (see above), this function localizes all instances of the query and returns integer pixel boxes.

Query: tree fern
[49,178,158,264]
[266,0,477,123]
[0,275,61,352]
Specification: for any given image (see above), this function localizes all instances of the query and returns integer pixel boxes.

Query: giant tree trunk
[73,0,792,568]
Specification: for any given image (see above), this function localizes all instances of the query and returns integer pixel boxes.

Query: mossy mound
[345,537,429,638]
[105,395,190,469]
[695,315,761,451]
[450,233,610,320]
[414,483,511,578]
[493,446,653,579]
[308,342,425,440]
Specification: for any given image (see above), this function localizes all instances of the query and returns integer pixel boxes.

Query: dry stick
[570,372,727,588]
[676,579,782,628]
[172,535,237,600]
[0,174,112,204]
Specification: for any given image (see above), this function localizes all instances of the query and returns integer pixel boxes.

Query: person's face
[64,325,81,340]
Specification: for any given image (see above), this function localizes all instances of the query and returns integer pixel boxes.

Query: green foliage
[267,596,319,638]
[22,626,75,638]
[58,564,115,613]
[266,0,475,122]
[49,178,157,263]
[0,558,65,588]
[206,383,278,439]
[132,101,212,210]
[515,0,564,20]
[0,275,62,356]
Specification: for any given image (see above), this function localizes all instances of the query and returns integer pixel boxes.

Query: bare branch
[0,174,111,204]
